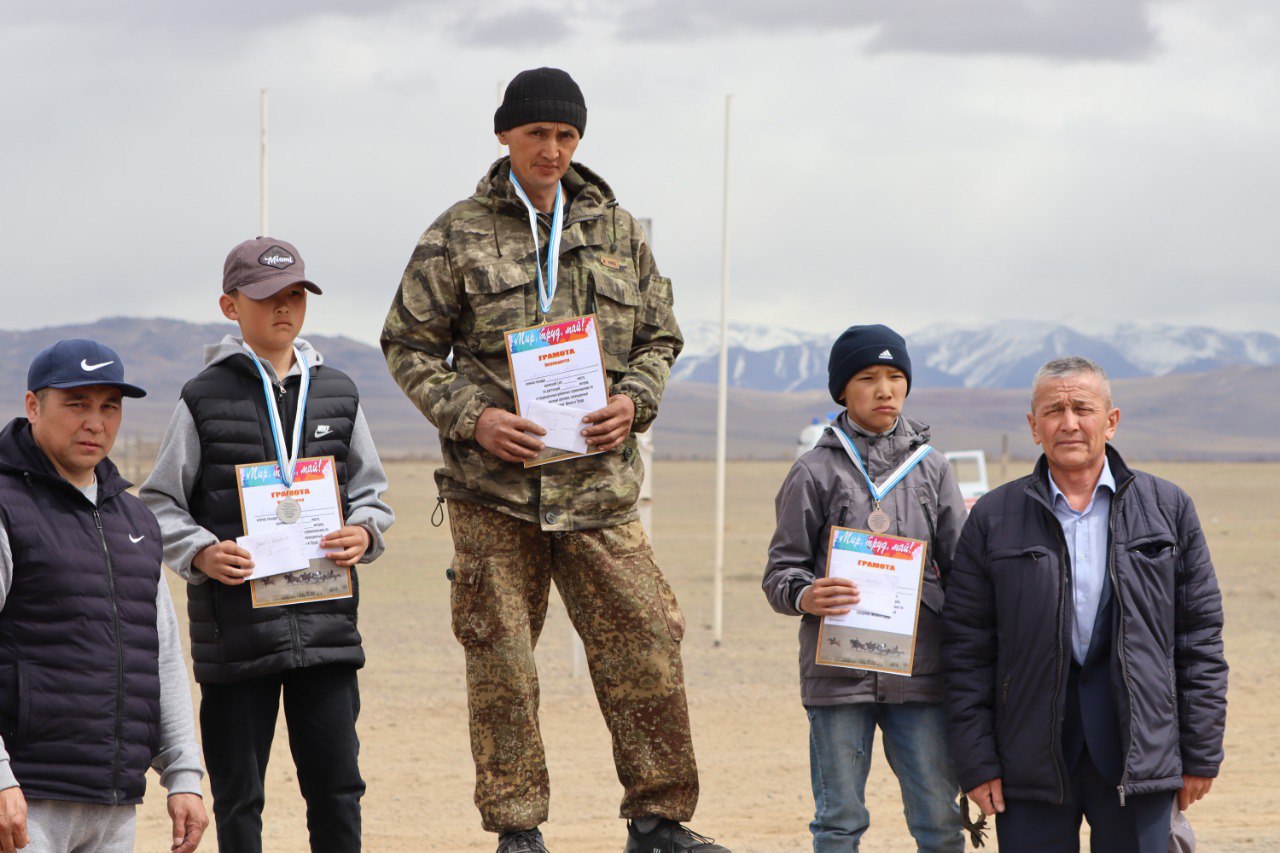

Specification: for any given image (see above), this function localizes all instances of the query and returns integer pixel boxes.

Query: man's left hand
[1179,775,1213,811]
[581,394,635,452]
[167,793,208,852]
[322,525,372,567]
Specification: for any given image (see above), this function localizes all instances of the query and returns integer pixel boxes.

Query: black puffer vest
[0,419,161,804]
[181,353,362,684]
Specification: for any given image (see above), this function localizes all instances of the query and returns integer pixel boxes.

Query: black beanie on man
[494,67,587,138]
[827,324,913,404]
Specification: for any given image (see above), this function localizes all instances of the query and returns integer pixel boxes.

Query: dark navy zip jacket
[942,446,1227,803]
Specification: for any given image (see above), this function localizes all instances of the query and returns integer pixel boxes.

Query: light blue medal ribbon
[830,425,933,523]
[243,343,310,488]
[508,171,565,317]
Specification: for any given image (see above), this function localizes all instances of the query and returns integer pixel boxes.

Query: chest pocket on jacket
[989,546,1061,633]
[462,261,530,350]
[589,270,639,373]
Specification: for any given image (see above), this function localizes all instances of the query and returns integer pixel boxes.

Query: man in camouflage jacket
[382,68,728,853]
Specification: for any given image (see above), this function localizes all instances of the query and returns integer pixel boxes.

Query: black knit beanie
[827,324,913,403]
[494,67,587,137]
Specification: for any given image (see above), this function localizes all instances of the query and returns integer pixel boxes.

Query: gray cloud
[449,6,574,48]
[4,0,1160,60]
[4,0,428,29]
[614,0,1159,60]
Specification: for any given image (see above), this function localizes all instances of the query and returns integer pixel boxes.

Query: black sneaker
[623,819,730,852]
[497,828,548,853]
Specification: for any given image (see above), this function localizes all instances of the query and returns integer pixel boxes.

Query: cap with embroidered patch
[223,236,323,299]
[27,339,147,398]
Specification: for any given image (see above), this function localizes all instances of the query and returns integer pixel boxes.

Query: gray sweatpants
[25,800,135,853]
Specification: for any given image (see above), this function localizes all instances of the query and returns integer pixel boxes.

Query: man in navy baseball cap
[26,338,147,399]
[0,339,209,851]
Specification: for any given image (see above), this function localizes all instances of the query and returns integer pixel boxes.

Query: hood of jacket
[202,334,325,379]
[472,157,617,222]
[813,412,932,466]
[0,417,131,504]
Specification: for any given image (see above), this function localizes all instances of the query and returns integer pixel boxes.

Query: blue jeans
[807,702,963,853]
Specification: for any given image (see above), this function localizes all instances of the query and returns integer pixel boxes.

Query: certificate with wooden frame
[234,455,353,608]
[816,526,929,676]
[504,314,610,468]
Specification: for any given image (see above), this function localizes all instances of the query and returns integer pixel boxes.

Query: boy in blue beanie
[762,324,968,851]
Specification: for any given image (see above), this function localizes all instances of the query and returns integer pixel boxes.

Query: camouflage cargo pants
[447,499,700,832]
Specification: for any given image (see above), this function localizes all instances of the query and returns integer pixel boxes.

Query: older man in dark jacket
[942,356,1226,852]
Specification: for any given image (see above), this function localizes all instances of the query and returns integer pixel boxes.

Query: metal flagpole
[713,94,733,647]
[259,88,269,235]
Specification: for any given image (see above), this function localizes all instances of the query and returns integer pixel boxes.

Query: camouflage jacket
[382,158,682,531]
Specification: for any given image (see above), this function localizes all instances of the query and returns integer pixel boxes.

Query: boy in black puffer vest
[142,237,394,853]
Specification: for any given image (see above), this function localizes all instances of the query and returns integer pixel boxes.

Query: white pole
[259,88,269,236]
[713,94,733,648]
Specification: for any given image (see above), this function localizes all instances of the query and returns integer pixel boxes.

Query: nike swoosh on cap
[81,359,115,371]
[129,534,145,543]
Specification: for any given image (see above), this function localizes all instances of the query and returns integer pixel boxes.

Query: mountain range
[675,319,1280,392]
[1,316,1276,462]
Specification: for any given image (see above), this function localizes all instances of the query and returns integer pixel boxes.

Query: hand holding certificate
[816,527,929,676]
[236,455,353,608]
[505,315,610,467]
[236,528,309,579]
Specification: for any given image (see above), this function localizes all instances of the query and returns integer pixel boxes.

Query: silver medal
[867,507,892,534]
[276,498,302,524]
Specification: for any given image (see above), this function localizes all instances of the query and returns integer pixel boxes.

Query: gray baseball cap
[223,236,323,299]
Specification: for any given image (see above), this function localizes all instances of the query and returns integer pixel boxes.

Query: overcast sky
[3,0,1277,347]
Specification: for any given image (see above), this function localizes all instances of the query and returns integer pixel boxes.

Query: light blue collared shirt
[1049,459,1116,665]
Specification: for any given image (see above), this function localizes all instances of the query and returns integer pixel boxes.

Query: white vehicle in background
[944,450,989,509]
[795,416,831,459]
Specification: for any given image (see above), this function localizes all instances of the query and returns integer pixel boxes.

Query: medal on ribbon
[509,171,565,319]
[830,425,933,534]
[243,342,311,521]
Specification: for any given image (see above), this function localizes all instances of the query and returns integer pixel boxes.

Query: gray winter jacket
[762,413,967,706]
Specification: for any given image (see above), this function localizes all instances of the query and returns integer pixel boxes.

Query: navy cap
[27,339,147,398]
[827,324,912,404]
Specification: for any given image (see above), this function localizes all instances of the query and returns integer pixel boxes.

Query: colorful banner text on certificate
[816,527,928,676]
[235,455,352,608]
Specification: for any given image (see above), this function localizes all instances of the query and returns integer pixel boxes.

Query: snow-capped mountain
[673,320,1280,391]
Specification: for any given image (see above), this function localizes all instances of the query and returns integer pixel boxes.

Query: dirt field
[135,459,1279,851]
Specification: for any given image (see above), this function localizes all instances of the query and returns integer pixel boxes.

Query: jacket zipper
[917,492,941,583]
[288,609,304,668]
[1048,532,1069,806]
[1107,476,1137,806]
[93,510,125,806]
[1026,479,1070,806]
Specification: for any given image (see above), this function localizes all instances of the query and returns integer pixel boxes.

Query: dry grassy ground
[136,459,1279,851]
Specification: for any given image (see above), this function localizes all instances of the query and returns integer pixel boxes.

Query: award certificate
[816,527,929,676]
[504,314,610,467]
[235,455,352,608]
